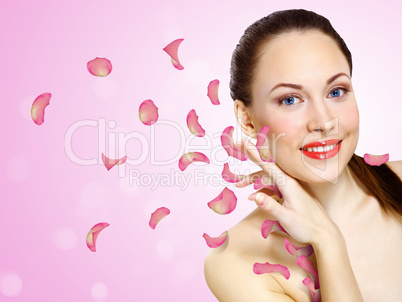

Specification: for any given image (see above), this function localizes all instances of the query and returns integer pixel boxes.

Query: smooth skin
[204,31,402,301]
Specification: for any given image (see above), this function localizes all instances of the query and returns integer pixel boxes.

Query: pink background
[1,0,401,301]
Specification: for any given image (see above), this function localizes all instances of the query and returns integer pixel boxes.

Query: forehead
[253,30,350,94]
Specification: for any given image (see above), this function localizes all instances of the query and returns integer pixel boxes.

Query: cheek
[340,103,359,134]
[266,116,305,157]
[258,110,303,135]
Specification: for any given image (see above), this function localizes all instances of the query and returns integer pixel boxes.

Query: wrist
[310,225,364,302]
[311,223,345,254]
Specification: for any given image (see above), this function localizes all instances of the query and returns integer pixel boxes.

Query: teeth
[304,144,337,153]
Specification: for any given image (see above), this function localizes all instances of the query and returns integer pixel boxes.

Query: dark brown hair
[230,9,402,217]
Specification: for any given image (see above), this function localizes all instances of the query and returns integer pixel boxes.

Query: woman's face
[248,30,359,184]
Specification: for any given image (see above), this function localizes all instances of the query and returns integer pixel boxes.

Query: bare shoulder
[204,209,295,302]
[386,160,402,179]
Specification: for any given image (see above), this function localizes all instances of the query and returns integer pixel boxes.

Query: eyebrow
[269,72,350,94]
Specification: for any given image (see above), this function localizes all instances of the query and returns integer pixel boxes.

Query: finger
[241,136,293,196]
[233,140,247,155]
[241,136,267,166]
[253,192,286,218]
[234,170,266,188]
[248,188,276,199]
[256,127,275,163]
[241,136,285,180]
[242,136,275,166]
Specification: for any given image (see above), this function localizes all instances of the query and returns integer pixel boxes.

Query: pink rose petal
[208,187,237,215]
[186,109,205,137]
[261,220,288,239]
[87,57,112,77]
[256,126,275,162]
[178,152,210,171]
[31,92,51,125]
[284,238,314,257]
[254,176,283,198]
[149,207,170,230]
[171,58,184,70]
[220,126,249,161]
[302,278,321,302]
[221,163,245,183]
[363,153,389,166]
[202,231,228,248]
[86,222,110,252]
[101,153,127,171]
[297,255,320,289]
[253,176,270,190]
[139,99,159,125]
[163,39,184,70]
[253,262,290,279]
[207,79,220,105]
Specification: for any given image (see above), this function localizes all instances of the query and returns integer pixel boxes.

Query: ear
[234,99,257,139]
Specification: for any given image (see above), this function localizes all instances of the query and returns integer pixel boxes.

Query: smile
[299,139,342,160]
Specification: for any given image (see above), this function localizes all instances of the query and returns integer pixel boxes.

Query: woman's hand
[233,137,364,302]
[235,136,341,247]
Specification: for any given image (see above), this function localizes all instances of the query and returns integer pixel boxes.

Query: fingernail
[256,193,266,207]
[248,192,257,200]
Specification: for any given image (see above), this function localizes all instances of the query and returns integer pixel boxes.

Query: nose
[306,98,338,136]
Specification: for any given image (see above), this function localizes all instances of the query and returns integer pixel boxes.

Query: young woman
[204,9,402,302]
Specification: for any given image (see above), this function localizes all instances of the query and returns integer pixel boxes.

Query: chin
[305,150,356,185]
[279,152,349,185]
[276,135,357,185]
[303,170,343,185]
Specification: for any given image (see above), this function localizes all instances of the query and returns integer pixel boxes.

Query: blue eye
[280,96,299,106]
[329,88,345,98]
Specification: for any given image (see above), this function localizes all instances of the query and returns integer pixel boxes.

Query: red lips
[299,140,342,160]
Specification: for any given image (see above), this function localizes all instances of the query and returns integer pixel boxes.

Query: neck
[299,165,367,221]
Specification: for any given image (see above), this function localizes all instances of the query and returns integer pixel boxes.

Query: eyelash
[278,87,350,106]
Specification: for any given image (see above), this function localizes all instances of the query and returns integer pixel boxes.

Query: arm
[241,136,364,301]
[252,193,364,302]
[313,226,364,302]
[204,249,296,302]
